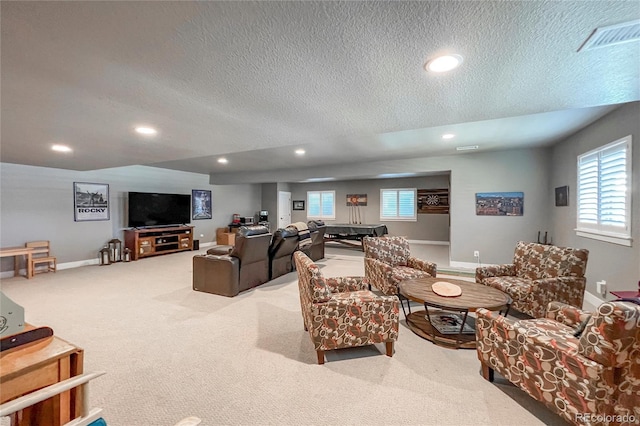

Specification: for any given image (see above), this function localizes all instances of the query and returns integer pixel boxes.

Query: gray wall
[0,163,261,270]
[260,183,278,231]
[550,101,640,298]
[290,175,451,242]
[283,148,551,265]
[448,148,551,264]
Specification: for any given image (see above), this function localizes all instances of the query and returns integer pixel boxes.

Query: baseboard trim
[58,258,100,270]
[583,291,603,311]
[406,240,449,246]
[448,261,480,270]
[1,258,100,279]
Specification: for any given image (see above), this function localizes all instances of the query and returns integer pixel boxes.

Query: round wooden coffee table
[399,277,511,349]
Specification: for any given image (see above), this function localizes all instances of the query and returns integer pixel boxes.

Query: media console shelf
[124,226,194,260]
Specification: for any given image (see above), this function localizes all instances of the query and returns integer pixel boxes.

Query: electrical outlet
[596,280,607,296]
[473,251,480,258]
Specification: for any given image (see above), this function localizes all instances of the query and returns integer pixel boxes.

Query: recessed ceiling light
[442,133,455,140]
[217,157,228,164]
[51,144,72,153]
[425,54,463,73]
[304,177,334,182]
[377,173,417,178]
[295,149,306,156]
[135,126,157,135]
[456,145,479,151]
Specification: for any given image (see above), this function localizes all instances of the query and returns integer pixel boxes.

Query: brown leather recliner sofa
[193,225,272,297]
[268,226,299,280]
[306,220,326,261]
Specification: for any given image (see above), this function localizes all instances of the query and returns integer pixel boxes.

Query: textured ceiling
[1,1,639,183]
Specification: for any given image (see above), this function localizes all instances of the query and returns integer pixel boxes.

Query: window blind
[380,189,417,221]
[307,190,335,219]
[577,136,631,240]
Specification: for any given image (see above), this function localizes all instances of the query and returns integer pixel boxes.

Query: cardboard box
[216,228,235,245]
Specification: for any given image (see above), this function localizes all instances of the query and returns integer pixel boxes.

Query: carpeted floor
[1,246,567,426]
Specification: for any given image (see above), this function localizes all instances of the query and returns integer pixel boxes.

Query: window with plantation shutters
[380,188,417,221]
[307,190,335,220]
[576,135,632,246]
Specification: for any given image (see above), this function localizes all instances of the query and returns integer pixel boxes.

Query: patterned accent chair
[362,236,437,296]
[476,301,640,426]
[476,241,589,318]
[293,251,400,364]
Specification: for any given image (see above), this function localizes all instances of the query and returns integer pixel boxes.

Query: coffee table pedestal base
[405,310,476,349]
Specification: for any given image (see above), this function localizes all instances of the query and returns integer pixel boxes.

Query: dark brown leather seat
[268,226,299,280]
[193,225,271,297]
[306,220,326,261]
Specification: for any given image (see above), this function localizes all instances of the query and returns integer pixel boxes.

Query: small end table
[610,290,640,299]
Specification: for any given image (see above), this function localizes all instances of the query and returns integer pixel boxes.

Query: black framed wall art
[555,186,569,207]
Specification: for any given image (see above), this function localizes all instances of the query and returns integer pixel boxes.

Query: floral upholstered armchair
[293,251,399,364]
[476,300,640,426]
[476,241,589,318]
[362,236,437,296]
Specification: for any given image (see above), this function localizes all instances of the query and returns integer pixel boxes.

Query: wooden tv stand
[124,226,194,260]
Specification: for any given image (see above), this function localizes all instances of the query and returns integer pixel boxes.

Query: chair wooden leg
[316,350,325,365]
[481,363,494,382]
[385,341,394,357]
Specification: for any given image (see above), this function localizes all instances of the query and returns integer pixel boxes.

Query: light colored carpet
[1,247,566,426]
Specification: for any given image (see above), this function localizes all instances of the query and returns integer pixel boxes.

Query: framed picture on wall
[192,189,212,220]
[475,192,524,216]
[555,186,569,207]
[293,200,305,210]
[73,182,110,221]
[346,194,367,206]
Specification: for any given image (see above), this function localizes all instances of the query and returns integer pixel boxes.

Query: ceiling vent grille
[578,19,640,52]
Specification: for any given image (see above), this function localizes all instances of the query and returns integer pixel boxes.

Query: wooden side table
[0,247,34,279]
[0,327,84,426]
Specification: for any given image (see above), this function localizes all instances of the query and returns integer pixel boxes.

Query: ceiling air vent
[578,19,640,52]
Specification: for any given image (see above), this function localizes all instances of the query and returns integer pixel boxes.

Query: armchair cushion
[325,276,369,293]
[363,236,410,267]
[545,301,591,328]
[578,301,640,368]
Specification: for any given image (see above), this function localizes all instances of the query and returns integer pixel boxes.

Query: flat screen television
[128,192,191,228]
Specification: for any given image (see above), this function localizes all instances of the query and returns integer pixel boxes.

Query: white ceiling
[1,1,638,183]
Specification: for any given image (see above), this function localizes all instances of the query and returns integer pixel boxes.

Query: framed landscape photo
[192,189,212,220]
[293,200,305,211]
[74,182,109,221]
[475,192,524,216]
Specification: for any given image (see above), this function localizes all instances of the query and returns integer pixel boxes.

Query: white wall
[0,163,261,271]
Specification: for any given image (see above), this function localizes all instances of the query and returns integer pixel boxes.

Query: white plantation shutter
[380,188,417,221]
[578,152,599,224]
[321,191,334,217]
[308,192,321,216]
[577,135,631,244]
[307,190,335,219]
